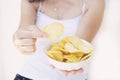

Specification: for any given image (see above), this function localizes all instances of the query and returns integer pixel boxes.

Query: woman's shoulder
[33,2,40,11]
[87,0,105,8]
[22,0,40,11]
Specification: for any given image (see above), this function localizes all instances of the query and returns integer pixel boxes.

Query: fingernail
[59,71,67,76]
[67,73,73,76]
[75,69,83,75]
[50,64,55,70]
[80,68,83,72]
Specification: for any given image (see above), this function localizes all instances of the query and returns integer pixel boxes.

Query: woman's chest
[41,1,83,20]
[36,14,81,36]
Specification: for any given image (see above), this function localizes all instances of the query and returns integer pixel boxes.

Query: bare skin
[14,0,105,76]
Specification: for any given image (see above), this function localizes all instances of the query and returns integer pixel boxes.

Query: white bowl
[46,39,93,71]
[47,55,91,71]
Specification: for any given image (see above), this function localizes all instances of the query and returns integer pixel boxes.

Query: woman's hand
[14,25,47,54]
[50,65,83,76]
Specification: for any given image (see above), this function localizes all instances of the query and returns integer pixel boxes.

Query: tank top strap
[38,1,43,11]
[81,0,88,16]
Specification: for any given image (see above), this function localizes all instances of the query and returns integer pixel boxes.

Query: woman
[14,0,105,80]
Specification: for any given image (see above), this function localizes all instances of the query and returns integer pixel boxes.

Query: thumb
[30,25,48,38]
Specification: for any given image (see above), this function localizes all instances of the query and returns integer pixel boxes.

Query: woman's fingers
[50,64,83,76]
[58,68,83,76]
[15,38,36,46]
[67,68,83,76]
[75,68,83,74]
[15,25,47,39]
[59,70,68,76]
[15,30,46,39]
[67,71,75,76]
[50,64,55,69]
[18,45,36,54]
[14,38,36,54]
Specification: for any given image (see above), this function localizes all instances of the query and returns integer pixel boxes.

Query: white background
[0,0,120,80]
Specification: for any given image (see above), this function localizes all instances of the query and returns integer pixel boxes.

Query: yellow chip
[47,52,55,59]
[77,44,94,53]
[74,52,84,57]
[63,54,79,63]
[50,43,59,48]
[58,42,66,48]
[81,51,93,61]
[72,52,84,61]
[64,42,78,53]
[51,46,67,53]
[77,56,83,61]
[61,37,69,43]
[44,22,64,41]
[63,36,94,53]
[47,50,63,61]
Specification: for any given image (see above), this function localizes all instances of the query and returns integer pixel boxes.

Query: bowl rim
[46,54,92,64]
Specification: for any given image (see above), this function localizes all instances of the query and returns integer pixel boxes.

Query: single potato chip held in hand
[44,22,64,41]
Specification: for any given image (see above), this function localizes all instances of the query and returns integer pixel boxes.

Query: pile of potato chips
[47,36,94,63]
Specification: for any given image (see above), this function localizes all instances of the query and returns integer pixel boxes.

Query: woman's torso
[18,0,89,80]
[36,0,88,39]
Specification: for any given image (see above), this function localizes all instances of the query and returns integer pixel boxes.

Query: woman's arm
[54,0,105,76]
[14,0,46,54]
[76,0,105,42]
[19,0,39,27]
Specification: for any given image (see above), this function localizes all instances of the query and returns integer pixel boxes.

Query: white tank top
[18,0,88,80]
[36,1,87,37]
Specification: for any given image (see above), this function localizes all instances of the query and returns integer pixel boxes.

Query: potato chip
[74,52,84,57]
[60,37,69,43]
[51,46,67,53]
[58,42,66,48]
[72,52,84,61]
[47,52,55,59]
[64,42,78,53]
[63,54,79,63]
[50,43,59,47]
[77,43,94,53]
[63,36,94,53]
[47,50,63,61]
[44,22,64,41]
[81,51,93,61]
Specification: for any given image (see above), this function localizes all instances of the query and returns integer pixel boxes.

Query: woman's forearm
[76,0,105,42]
